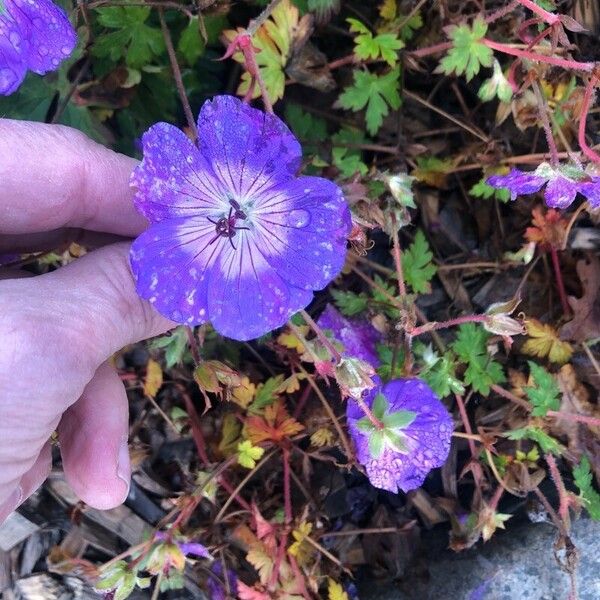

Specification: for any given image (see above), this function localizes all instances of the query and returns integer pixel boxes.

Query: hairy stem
[550,246,571,317]
[409,314,488,337]
[578,75,600,164]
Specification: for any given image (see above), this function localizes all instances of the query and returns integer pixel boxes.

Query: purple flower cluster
[487,162,600,210]
[0,0,76,95]
[130,95,351,341]
[318,305,453,493]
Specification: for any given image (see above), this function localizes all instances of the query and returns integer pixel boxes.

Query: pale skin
[0,120,175,522]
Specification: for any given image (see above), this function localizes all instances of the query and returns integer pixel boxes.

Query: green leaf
[375,344,405,381]
[469,177,511,203]
[338,67,401,135]
[415,343,465,398]
[347,18,404,67]
[178,18,205,66]
[437,17,493,81]
[573,456,600,520]
[384,429,410,453]
[505,427,562,454]
[284,103,328,155]
[452,323,505,396]
[93,6,165,68]
[331,289,369,316]
[401,230,437,294]
[370,274,401,320]
[524,362,560,417]
[331,126,368,178]
[250,375,284,413]
[478,59,513,103]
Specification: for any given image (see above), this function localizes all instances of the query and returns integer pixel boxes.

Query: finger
[59,362,130,510]
[0,442,52,524]
[0,228,131,254]
[0,120,146,236]
[0,242,175,385]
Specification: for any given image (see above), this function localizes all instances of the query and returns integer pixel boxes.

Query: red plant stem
[328,53,357,70]
[293,384,312,419]
[300,309,342,364]
[455,393,484,500]
[550,246,571,317]
[186,327,201,365]
[158,9,197,141]
[545,453,571,528]
[485,0,519,24]
[354,395,384,430]
[482,38,594,72]
[547,411,600,427]
[409,41,452,59]
[390,215,407,297]
[515,0,560,24]
[282,447,292,524]
[578,75,600,165]
[489,483,505,512]
[532,80,559,166]
[409,314,488,337]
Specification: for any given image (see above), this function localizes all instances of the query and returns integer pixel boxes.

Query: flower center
[207,199,250,249]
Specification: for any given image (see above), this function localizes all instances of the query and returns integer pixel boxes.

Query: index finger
[0,119,146,236]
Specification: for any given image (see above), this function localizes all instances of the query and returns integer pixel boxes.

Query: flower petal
[544,175,578,209]
[347,378,453,493]
[487,169,546,201]
[0,18,27,95]
[130,217,222,325]
[207,236,313,340]
[317,305,381,368]
[253,176,351,290]
[8,0,76,75]
[197,95,302,197]
[578,178,600,209]
[131,122,228,222]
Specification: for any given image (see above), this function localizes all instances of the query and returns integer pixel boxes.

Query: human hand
[0,120,175,522]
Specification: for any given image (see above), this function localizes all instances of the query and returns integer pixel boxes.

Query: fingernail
[0,486,23,524]
[116,437,131,499]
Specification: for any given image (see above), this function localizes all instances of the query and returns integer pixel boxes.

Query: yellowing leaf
[378,0,396,20]
[277,328,307,353]
[232,376,256,409]
[143,358,163,398]
[237,440,265,469]
[246,544,274,585]
[221,0,298,103]
[288,521,314,565]
[328,578,349,600]
[219,413,242,456]
[246,401,305,444]
[310,427,335,447]
[522,319,573,364]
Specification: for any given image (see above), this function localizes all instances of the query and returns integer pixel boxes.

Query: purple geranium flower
[154,531,212,559]
[207,562,237,600]
[347,377,453,493]
[0,0,76,95]
[130,95,351,341]
[487,162,600,209]
[317,304,382,368]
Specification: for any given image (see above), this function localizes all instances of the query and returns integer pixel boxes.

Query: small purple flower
[0,0,76,95]
[130,95,351,341]
[347,377,453,493]
[487,163,600,209]
[317,304,382,368]
[207,562,237,600]
[154,531,212,559]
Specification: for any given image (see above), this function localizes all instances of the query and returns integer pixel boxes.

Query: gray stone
[358,517,600,600]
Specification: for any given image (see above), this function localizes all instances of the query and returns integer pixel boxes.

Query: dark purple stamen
[208,199,250,249]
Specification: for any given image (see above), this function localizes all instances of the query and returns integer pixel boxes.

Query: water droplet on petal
[286,209,310,228]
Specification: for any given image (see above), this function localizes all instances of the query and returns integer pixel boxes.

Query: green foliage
[338,67,401,135]
[376,344,406,381]
[437,17,493,81]
[284,103,328,156]
[573,456,600,520]
[415,343,464,397]
[93,6,165,69]
[370,274,401,319]
[401,230,437,294]
[177,14,228,66]
[469,177,511,203]
[250,375,285,413]
[524,362,560,417]
[452,324,505,396]
[331,289,369,316]
[347,18,404,67]
[505,427,562,455]
[307,0,339,21]
[331,127,368,178]
[398,12,423,41]
[149,327,190,368]
[237,440,265,469]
